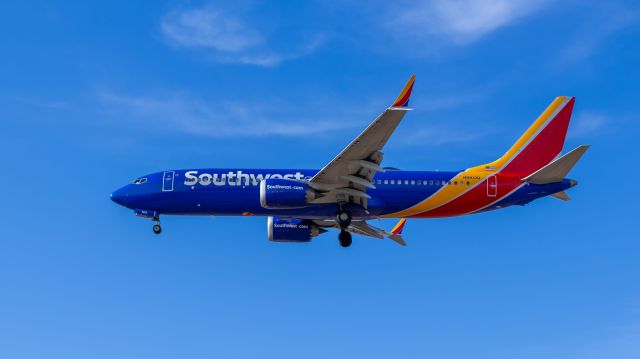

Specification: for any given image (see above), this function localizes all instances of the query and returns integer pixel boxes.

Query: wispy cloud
[160,5,262,52]
[390,0,551,44]
[569,112,609,139]
[12,96,71,110]
[398,123,493,147]
[97,90,357,138]
[414,89,492,112]
[555,7,640,67]
[160,4,324,66]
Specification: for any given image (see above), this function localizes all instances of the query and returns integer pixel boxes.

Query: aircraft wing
[313,218,407,246]
[308,75,416,208]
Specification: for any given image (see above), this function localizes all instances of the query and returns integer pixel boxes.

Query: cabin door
[162,171,175,192]
[487,175,497,197]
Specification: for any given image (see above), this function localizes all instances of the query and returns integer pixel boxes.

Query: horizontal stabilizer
[388,234,407,246]
[551,191,571,201]
[523,145,589,184]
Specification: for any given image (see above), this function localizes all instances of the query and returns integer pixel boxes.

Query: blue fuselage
[110,168,574,220]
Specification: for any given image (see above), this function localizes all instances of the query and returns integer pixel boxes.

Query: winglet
[390,218,407,235]
[390,75,416,108]
[387,218,407,246]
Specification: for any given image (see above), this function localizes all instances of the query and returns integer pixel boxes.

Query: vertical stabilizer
[485,96,576,177]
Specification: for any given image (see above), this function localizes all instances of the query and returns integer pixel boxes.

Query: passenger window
[435,180,440,185]
[454,181,458,185]
[423,180,428,185]
[411,180,415,185]
[466,181,470,186]
[429,180,434,185]
[390,180,395,184]
[404,180,409,185]
[384,180,389,184]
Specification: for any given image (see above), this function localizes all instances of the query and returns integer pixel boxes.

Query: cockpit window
[132,178,148,185]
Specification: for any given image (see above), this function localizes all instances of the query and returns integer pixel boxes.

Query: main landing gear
[339,230,352,248]
[152,217,162,234]
[336,207,352,229]
[336,203,352,247]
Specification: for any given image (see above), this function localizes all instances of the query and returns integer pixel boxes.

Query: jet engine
[267,217,326,242]
[259,178,316,209]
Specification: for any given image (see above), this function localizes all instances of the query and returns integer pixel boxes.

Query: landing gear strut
[336,204,352,229]
[152,217,162,234]
[339,230,352,248]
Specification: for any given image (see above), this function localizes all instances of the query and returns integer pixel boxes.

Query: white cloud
[392,0,550,44]
[161,6,262,52]
[555,9,640,67]
[399,123,492,147]
[569,112,609,139]
[160,5,323,66]
[98,91,356,138]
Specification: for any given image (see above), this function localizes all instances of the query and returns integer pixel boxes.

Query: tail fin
[523,145,589,184]
[486,96,576,177]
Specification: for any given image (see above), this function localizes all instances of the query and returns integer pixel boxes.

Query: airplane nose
[110,187,129,206]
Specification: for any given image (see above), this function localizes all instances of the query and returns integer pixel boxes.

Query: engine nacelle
[267,217,324,242]
[260,178,315,209]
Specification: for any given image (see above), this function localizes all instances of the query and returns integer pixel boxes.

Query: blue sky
[1,0,639,358]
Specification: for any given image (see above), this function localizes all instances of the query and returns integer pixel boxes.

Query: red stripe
[410,175,522,218]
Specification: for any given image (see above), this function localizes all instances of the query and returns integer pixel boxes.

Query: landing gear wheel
[152,224,162,234]
[336,210,352,229]
[339,230,352,248]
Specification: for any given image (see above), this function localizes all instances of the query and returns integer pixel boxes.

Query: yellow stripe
[381,171,483,218]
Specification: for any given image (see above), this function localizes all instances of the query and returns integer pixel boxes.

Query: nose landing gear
[152,216,162,234]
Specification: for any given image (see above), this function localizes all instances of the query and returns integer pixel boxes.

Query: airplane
[110,75,589,248]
